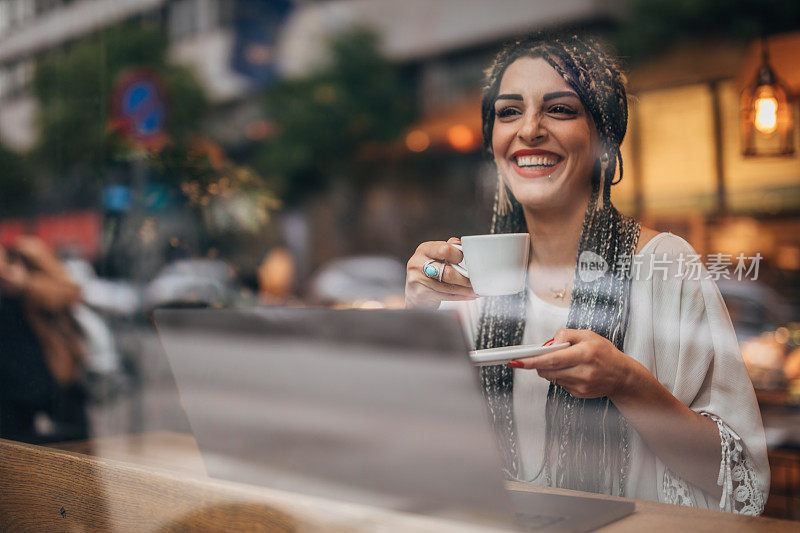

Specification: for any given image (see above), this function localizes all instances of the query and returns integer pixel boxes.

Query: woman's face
[492,56,599,211]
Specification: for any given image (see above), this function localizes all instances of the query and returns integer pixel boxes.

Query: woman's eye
[496,107,520,118]
[549,104,576,115]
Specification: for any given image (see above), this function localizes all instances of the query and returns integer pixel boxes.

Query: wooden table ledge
[0,437,513,532]
[1,433,797,532]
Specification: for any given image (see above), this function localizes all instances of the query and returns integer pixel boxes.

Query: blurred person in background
[405,34,768,514]
[0,237,88,443]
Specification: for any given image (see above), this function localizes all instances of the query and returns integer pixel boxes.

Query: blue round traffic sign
[113,70,167,143]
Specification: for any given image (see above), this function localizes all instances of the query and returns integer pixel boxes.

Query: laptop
[154,307,634,531]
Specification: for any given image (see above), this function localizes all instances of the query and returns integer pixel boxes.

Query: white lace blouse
[447,232,770,514]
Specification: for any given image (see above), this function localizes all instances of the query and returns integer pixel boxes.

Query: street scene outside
[2,0,800,524]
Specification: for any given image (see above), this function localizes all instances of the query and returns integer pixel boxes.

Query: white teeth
[516,155,559,167]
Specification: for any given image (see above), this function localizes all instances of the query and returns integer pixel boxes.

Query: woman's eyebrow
[495,91,580,104]
[495,93,523,102]
[543,91,579,101]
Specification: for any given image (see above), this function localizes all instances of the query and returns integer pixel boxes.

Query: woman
[405,33,769,514]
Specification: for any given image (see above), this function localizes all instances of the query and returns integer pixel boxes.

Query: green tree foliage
[616,0,800,61]
[0,144,34,215]
[32,22,207,181]
[253,28,414,204]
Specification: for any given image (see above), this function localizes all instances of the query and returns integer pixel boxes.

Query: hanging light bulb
[740,37,795,156]
[753,87,778,135]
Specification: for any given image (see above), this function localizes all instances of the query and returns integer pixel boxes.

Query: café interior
[1,2,800,530]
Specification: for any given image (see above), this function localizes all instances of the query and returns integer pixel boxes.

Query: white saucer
[469,342,571,367]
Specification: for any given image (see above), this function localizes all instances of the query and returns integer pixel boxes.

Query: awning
[0,0,166,64]
[626,31,800,96]
[736,32,800,95]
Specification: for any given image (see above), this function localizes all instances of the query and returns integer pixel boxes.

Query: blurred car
[65,258,141,317]
[717,279,794,343]
[144,259,238,310]
[308,255,406,307]
[718,279,797,391]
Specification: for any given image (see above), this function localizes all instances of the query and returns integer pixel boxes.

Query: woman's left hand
[510,328,638,400]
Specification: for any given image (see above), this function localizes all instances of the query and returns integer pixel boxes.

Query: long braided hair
[476,33,641,496]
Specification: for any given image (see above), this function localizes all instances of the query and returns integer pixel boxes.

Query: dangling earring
[496,170,513,215]
[595,151,610,212]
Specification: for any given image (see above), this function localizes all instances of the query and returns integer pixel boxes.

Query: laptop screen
[155,308,516,523]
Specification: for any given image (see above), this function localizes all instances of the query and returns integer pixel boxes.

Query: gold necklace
[549,282,571,300]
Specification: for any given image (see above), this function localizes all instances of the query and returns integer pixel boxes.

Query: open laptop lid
[154,307,516,523]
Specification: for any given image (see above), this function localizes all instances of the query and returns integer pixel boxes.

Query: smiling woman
[405,33,769,515]
[491,61,597,213]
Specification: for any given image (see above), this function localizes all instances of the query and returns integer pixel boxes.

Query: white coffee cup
[450,233,530,296]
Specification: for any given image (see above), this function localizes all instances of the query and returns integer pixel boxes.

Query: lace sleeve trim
[705,413,765,515]
[661,413,765,516]
[662,414,765,515]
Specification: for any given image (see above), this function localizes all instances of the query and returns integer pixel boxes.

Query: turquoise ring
[422,259,442,281]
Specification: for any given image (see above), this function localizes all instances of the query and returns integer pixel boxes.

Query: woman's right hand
[405,237,477,309]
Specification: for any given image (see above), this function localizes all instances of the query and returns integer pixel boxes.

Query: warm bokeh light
[446,124,478,152]
[754,94,778,135]
[405,129,430,152]
[258,247,296,300]
[777,245,800,271]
